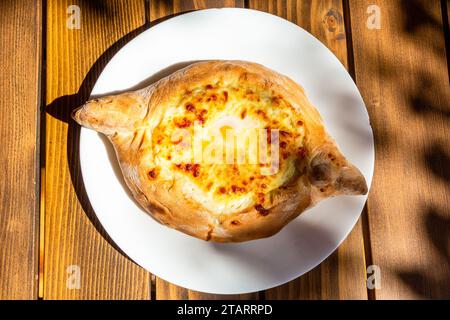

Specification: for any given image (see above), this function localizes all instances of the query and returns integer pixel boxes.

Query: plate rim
[79,7,374,294]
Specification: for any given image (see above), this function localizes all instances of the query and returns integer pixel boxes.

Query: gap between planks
[38,0,48,299]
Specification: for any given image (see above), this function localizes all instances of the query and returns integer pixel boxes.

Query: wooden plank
[443,0,450,77]
[447,0,450,26]
[148,0,258,300]
[0,0,41,300]
[44,0,151,299]
[348,0,450,299]
[249,0,368,299]
[149,0,242,20]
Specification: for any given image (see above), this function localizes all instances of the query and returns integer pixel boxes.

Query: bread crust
[73,60,367,242]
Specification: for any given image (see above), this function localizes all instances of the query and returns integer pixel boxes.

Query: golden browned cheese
[151,80,307,214]
[73,60,367,242]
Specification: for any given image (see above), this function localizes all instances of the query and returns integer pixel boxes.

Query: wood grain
[148,0,258,300]
[444,0,450,77]
[149,0,242,20]
[447,0,450,29]
[44,0,151,299]
[249,0,368,299]
[348,0,450,299]
[443,0,450,28]
[0,0,41,300]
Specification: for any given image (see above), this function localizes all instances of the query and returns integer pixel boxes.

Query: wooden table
[1,0,449,300]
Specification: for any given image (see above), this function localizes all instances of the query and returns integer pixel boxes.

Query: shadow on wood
[397,206,450,299]
[45,12,188,261]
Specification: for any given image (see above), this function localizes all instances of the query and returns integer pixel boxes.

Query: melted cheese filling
[151,82,306,214]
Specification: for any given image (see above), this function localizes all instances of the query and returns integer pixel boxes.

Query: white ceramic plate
[80,8,374,294]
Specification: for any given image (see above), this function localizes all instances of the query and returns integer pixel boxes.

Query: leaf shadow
[397,206,450,299]
[400,0,447,54]
[424,143,450,183]
[397,145,450,299]
[348,0,450,299]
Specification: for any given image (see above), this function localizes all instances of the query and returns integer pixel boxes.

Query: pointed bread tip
[309,141,368,196]
[71,92,148,135]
